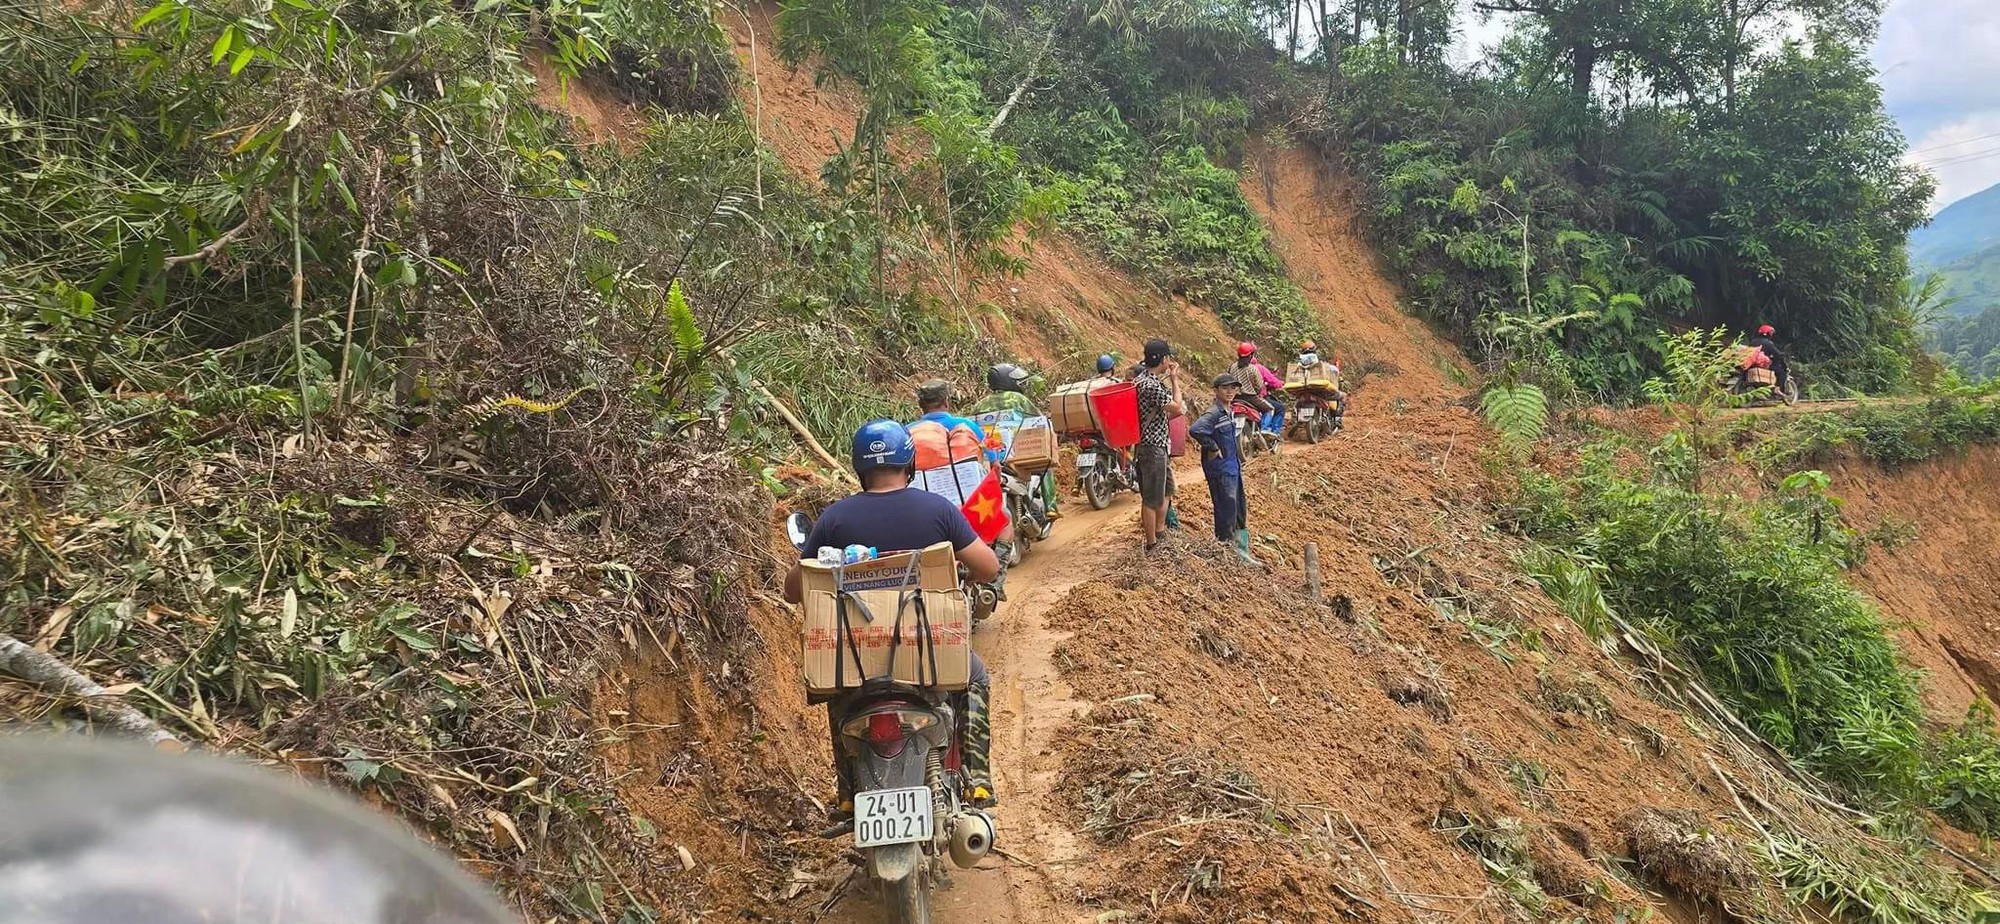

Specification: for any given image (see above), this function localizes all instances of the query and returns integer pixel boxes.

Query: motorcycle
[1721,349,1799,407]
[1074,432,1136,511]
[1232,396,1280,457]
[1284,385,1343,443]
[786,513,997,924]
[999,462,1054,565]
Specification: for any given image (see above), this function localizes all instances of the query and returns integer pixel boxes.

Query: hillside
[8,0,2000,922]
[1914,180,2000,270]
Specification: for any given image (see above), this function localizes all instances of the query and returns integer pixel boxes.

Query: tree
[1685,36,1931,382]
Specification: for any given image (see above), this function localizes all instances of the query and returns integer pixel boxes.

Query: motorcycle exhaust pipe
[948,810,996,868]
[974,585,998,612]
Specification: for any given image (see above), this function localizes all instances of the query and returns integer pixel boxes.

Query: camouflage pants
[961,679,993,793]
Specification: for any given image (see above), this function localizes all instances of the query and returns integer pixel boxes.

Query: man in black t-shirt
[784,420,1002,809]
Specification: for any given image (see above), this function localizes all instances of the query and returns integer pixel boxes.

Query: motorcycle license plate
[1298,407,1316,419]
[854,786,932,848]
[1076,452,1097,468]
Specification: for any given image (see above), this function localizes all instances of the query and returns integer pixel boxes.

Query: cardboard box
[1008,420,1056,472]
[1744,367,1776,386]
[1049,381,1102,434]
[1284,361,1340,393]
[800,542,970,695]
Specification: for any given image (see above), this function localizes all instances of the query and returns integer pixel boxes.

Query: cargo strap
[829,553,938,689]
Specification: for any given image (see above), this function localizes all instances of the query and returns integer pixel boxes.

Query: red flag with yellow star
[959,466,1010,544]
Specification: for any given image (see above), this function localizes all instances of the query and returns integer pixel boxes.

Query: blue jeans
[1205,469,1245,540]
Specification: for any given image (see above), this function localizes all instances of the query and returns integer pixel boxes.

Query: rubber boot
[1234,529,1262,566]
[962,681,997,807]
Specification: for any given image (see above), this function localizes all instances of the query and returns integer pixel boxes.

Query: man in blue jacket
[1188,372,1259,565]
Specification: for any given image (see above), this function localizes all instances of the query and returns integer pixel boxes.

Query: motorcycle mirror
[785,512,813,553]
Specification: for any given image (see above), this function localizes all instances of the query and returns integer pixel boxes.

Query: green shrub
[1518,441,2000,832]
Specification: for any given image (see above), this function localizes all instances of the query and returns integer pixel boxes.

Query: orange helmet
[1757,324,1774,336]
[1236,342,1258,358]
[1300,339,1317,351]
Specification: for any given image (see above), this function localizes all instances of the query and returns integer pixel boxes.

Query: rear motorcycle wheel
[884,869,931,924]
[1083,466,1113,510]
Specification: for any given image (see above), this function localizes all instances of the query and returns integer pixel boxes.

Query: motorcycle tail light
[841,710,935,758]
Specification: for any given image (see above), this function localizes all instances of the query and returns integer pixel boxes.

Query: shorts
[1135,446,1173,509]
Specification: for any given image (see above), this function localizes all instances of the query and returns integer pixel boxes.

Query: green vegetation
[1313,0,1932,400]
[1930,304,2000,381]
[1737,394,2000,471]
[1513,334,2000,843]
[931,2,1323,340]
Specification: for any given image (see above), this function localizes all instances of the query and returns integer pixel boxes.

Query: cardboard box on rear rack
[1285,361,1341,393]
[1048,381,1102,435]
[800,542,971,699]
[1008,419,1057,472]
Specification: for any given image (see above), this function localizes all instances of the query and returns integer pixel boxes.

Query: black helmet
[987,363,1031,394]
[1095,354,1116,375]
[0,735,517,924]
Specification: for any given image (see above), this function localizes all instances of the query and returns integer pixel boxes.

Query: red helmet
[1236,342,1258,358]
[1757,324,1774,336]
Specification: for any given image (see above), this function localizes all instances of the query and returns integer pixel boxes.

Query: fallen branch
[985,26,1055,137]
[723,353,855,484]
[162,220,251,267]
[0,634,182,749]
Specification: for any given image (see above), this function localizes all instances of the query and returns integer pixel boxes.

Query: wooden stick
[1304,542,1322,603]
[724,354,855,484]
[0,634,181,749]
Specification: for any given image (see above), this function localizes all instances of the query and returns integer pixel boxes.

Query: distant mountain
[1913,181,2000,269]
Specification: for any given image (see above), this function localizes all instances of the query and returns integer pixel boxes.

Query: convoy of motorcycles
[790,364,1346,924]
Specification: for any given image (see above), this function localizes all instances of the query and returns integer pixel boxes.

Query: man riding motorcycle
[970,363,1060,521]
[783,420,1002,811]
[1233,342,1287,437]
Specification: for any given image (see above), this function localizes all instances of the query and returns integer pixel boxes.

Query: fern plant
[1480,382,1549,447]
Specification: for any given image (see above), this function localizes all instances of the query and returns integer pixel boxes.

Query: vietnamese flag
[960,466,1011,544]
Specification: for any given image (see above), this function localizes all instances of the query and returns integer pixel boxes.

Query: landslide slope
[578,13,1988,924]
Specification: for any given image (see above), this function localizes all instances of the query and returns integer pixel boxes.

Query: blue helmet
[1095,354,1115,374]
[851,419,915,475]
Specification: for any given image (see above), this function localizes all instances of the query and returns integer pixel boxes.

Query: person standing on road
[1133,338,1183,552]
[1190,372,1258,565]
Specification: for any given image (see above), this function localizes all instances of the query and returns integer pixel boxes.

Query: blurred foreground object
[0,735,518,924]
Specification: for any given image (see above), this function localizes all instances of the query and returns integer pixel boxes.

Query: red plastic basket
[1168,414,1189,457]
[1089,382,1142,449]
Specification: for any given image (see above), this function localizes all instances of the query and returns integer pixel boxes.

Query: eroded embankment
[1827,445,2000,721]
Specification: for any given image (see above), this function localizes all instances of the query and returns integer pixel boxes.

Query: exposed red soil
[526,51,648,151]
[724,2,864,180]
[1825,445,2000,723]
[1241,139,1474,408]
[1041,408,1770,923]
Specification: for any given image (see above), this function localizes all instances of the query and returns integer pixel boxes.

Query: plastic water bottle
[843,544,877,564]
[816,546,845,566]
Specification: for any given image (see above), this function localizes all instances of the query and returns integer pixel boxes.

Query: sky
[1449,0,2000,214]
[1874,0,2000,213]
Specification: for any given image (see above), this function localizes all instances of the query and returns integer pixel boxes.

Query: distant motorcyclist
[1088,353,1121,387]
[908,379,1010,560]
[784,420,1002,810]
[970,362,1059,520]
[1295,338,1348,428]
[1748,324,1788,394]
[1233,342,1287,437]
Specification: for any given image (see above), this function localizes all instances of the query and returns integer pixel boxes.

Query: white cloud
[1875,0,2000,209]
[1906,115,2000,214]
